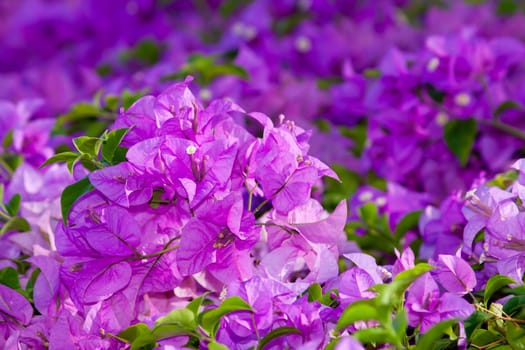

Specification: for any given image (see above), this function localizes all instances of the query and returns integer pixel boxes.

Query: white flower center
[455,93,471,106]
[427,57,439,72]
[295,36,312,53]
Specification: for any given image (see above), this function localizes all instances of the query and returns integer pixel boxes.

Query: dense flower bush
[2,0,525,349]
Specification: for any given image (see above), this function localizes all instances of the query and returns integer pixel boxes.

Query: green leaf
[394,210,422,240]
[121,39,164,66]
[322,165,360,211]
[199,296,253,338]
[364,69,381,78]
[25,268,40,302]
[503,295,525,316]
[339,121,368,158]
[495,100,523,116]
[152,309,197,340]
[5,194,21,216]
[464,311,493,338]
[359,202,379,225]
[485,275,516,306]
[104,95,119,111]
[257,326,302,350]
[186,294,208,318]
[40,152,79,168]
[307,283,322,302]
[0,267,21,290]
[0,216,31,235]
[444,118,478,166]
[506,322,525,350]
[117,323,156,350]
[122,90,144,109]
[77,154,102,171]
[425,84,446,103]
[470,329,503,347]
[208,341,230,350]
[498,0,518,15]
[2,130,13,149]
[377,263,434,306]
[61,177,93,225]
[73,136,102,157]
[352,327,398,346]
[112,146,128,164]
[416,319,457,350]
[57,103,100,125]
[392,309,408,338]
[336,300,378,331]
[101,128,130,163]
[324,338,340,350]
[163,53,249,86]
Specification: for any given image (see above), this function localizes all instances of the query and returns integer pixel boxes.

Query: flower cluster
[2,0,525,349]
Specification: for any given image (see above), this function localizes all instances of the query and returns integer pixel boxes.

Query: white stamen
[199,88,212,101]
[375,197,387,206]
[436,112,449,126]
[427,57,439,72]
[295,36,312,53]
[186,145,197,155]
[455,93,471,106]
[358,191,373,202]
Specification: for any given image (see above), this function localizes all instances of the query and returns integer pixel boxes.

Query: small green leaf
[352,327,398,346]
[0,267,21,290]
[122,90,145,109]
[257,326,302,350]
[117,323,150,341]
[104,95,119,111]
[470,329,503,347]
[56,103,100,126]
[0,216,31,235]
[336,300,378,331]
[25,268,41,302]
[199,296,253,338]
[425,84,446,103]
[394,210,422,240]
[73,136,102,157]
[392,309,408,338]
[186,294,208,318]
[307,283,322,302]
[464,311,493,338]
[152,309,197,340]
[416,319,458,350]
[359,202,379,225]
[503,295,525,316]
[506,322,525,350]
[484,275,516,306]
[5,194,21,216]
[61,177,93,225]
[378,264,433,306]
[208,341,230,350]
[77,154,102,171]
[364,69,381,78]
[498,0,518,15]
[117,323,156,350]
[2,130,13,149]
[444,118,478,166]
[40,152,79,168]
[101,128,130,163]
[495,100,523,116]
[121,38,164,66]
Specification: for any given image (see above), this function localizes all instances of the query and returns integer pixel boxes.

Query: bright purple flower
[434,254,477,295]
[406,273,474,333]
